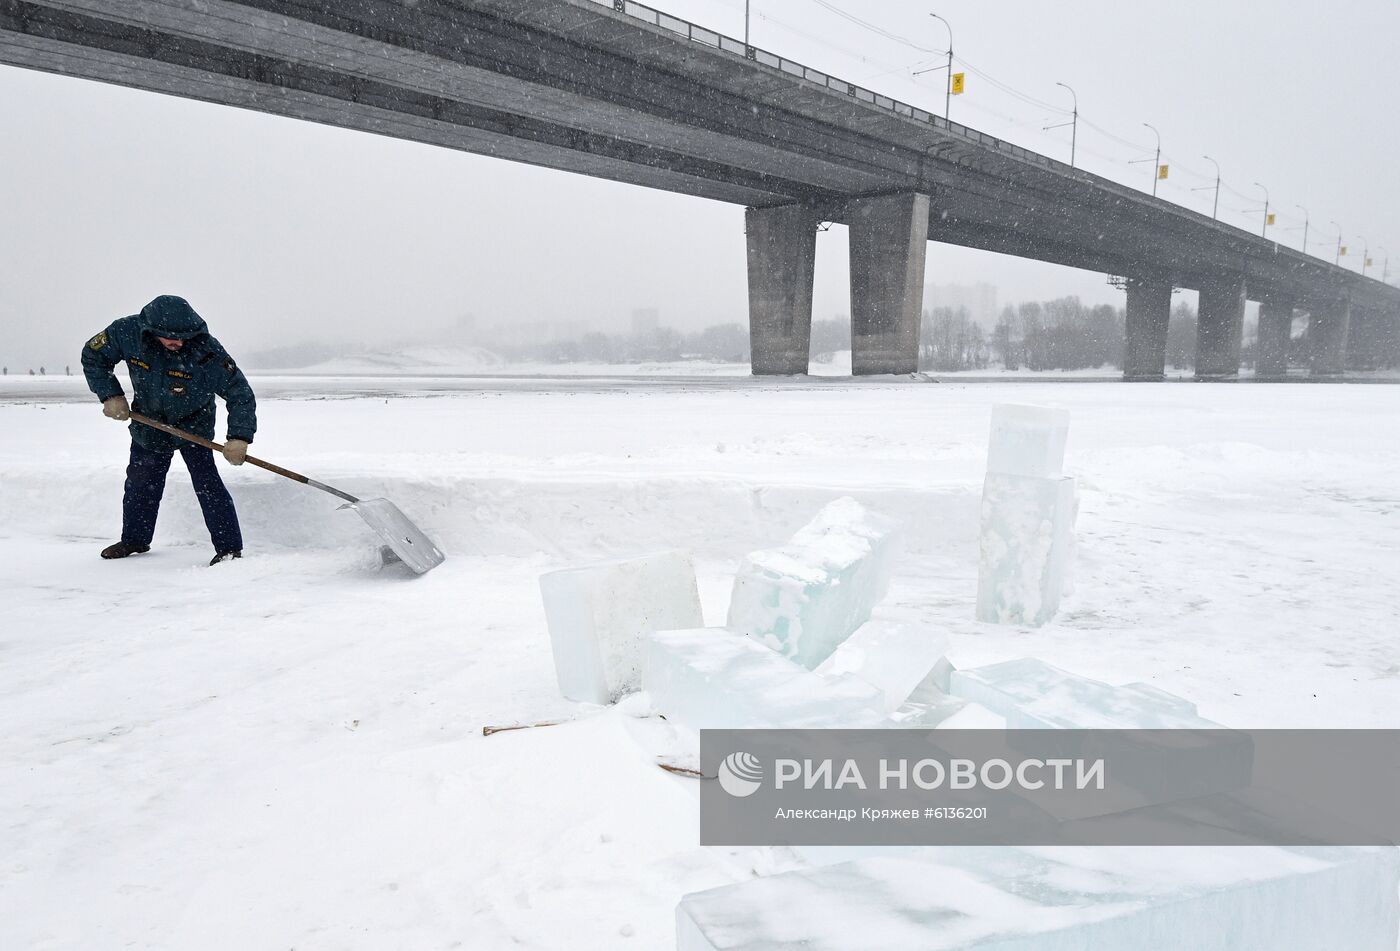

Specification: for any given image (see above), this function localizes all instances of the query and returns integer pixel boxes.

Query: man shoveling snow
[81,295,257,566]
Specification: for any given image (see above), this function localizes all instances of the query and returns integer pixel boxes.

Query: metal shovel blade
[341,498,446,575]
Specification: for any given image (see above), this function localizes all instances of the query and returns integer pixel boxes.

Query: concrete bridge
[4,0,1397,377]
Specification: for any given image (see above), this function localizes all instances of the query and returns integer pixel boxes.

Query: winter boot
[210,550,242,566]
[101,541,150,559]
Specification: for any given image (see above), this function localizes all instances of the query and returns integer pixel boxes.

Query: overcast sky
[2,0,1397,367]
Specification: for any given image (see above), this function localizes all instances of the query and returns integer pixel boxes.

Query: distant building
[925,283,998,328]
[631,307,660,335]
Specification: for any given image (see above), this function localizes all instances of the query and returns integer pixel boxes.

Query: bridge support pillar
[848,192,930,375]
[1195,274,1247,380]
[1122,278,1173,380]
[1310,299,1351,376]
[1384,312,1400,369]
[1255,299,1295,378]
[1346,308,1380,371]
[746,203,819,375]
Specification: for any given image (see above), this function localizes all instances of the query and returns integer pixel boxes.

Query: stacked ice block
[676,846,1400,950]
[539,550,703,704]
[985,403,1070,479]
[727,498,899,669]
[637,499,952,732]
[976,404,1076,626]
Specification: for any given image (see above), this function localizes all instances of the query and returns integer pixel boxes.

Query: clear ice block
[948,657,1219,730]
[815,619,949,713]
[676,846,1400,950]
[539,550,703,704]
[975,472,1076,626]
[948,657,1248,816]
[986,403,1070,478]
[727,498,900,669]
[888,692,1007,730]
[644,627,886,731]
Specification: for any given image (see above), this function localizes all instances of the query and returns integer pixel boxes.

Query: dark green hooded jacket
[81,295,257,453]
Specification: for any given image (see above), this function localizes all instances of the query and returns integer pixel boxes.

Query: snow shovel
[129,412,446,574]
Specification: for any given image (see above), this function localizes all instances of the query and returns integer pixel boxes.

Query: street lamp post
[1198,155,1221,219]
[931,13,953,121]
[912,13,955,120]
[1295,204,1309,255]
[744,0,750,47]
[1044,82,1078,168]
[1143,123,1161,196]
[1254,182,1270,238]
[1359,237,1369,276]
[1331,221,1343,265]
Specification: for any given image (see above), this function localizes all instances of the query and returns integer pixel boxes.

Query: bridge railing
[593,0,1059,173]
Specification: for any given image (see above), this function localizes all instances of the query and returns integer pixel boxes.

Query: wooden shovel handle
[129,411,310,485]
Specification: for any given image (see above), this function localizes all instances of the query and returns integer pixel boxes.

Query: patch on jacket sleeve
[87,331,108,351]
[128,358,151,371]
[222,357,237,373]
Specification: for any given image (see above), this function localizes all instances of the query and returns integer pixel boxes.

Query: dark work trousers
[122,441,243,552]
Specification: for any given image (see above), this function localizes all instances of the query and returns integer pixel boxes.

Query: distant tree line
[239,296,1398,373]
[920,307,990,371]
[919,297,1129,372]
[525,297,1399,372]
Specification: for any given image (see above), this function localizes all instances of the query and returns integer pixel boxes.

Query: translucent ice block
[815,620,949,713]
[676,846,1400,950]
[727,498,900,669]
[539,550,703,704]
[986,403,1070,478]
[948,658,1248,815]
[975,473,1076,626]
[888,692,1007,730]
[948,657,1219,730]
[644,628,886,731]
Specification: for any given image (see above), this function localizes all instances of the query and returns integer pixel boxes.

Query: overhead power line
[806,0,942,53]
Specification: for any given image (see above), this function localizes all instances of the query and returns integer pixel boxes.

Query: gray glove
[102,395,130,421]
[223,439,249,466]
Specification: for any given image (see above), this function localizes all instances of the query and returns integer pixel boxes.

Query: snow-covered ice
[986,402,1070,478]
[644,627,886,731]
[3,373,1400,949]
[976,472,1077,626]
[726,497,899,669]
[814,618,949,713]
[676,846,1400,950]
[540,550,703,703]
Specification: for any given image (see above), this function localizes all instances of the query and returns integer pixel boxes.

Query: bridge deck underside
[1,0,1397,312]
